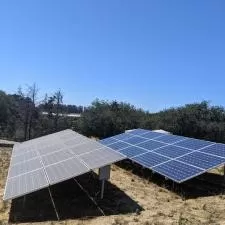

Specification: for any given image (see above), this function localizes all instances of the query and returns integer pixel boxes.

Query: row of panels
[11,132,88,157]
[8,146,125,181]
[100,129,225,158]
[100,129,225,182]
[100,131,214,151]
[4,130,125,200]
[10,139,104,167]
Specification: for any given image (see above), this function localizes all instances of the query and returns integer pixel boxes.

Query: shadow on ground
[9,172,143,223]
[117,159,225,200]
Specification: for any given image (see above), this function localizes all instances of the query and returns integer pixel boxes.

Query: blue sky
[0,0,224,112]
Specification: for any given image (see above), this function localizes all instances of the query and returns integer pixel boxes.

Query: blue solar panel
[198,144,225,158]
[127,129,149,135]
[108,141,131,151]
[153,145,193,158]
[132,152,170,168]
[113,133,134,141]
[140,131,166,140]
[125,136,147,145]
[178,152,225,170]
[99,137,117,145]
[119,146,148,158]
[155,135,186,144]
[176,139,212,150]
[137,140,166,152]
[99,129,225,183]
[153,160,204,183]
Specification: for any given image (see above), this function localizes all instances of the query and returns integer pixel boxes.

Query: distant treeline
[74,100,225,143]
[1,84,225,143]
[38,103,86,114]
[0,85,84,141]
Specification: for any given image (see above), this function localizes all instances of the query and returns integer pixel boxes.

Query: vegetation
[0,84,225,143]
[73,99,148,138]
[0,85,81,141]
[145,101,225,143]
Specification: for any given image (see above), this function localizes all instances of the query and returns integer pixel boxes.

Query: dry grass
[0,147,225,225]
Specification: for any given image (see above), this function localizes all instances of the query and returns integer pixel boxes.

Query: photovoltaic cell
[8,158,42,178]
[69,141,104,155]
[153,145,193,158]
[41,150,74,166]
[99,137,117,145]
[12,145,34,156]
[119,146,148,158]
[176,138,212,150]
[45,157,89,185]
[108,141,132,151]
[155,135,186,144]
[137,140,166,152]
[10,150,38,165]
[3,169,48,200]
[59,132,81,140]
[153,160,204,183]
[125,136,147,145]
[79,147,126,169]
[141,131,166,140]
[64,136,88,146]
[37,143,65,155]
[198,143,225,158]
[178,152,225,170]
[133,152,170,168]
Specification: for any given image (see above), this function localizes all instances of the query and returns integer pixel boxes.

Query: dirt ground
[0,147,225,225]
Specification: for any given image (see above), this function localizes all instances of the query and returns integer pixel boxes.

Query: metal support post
[22,195,26,209]
[48,187,60,221]
[100,179,105,199]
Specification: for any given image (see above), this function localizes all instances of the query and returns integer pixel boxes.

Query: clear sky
[0,0,224,112]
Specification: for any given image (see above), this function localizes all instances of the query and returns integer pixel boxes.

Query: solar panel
[137,140,166,151]
[125,136,147,145]
[198,143,225,158]
[177,152,225,170]
[153,145,193,158]
[153,160,204,183]
[155,135,187,144]
[100,129,225,183]
[10,150,38,165]
[79,147,126,169]
[4,129,125,200]
[119,146,148,158]
[45,157,89,185]
[69,141,103,155]
[8,158,42,178]
[133,152,170,168]
[108,141,132,151]
[12,145,34,156]
[99,137,117,145]
[175,138,212,150]
[41,150,74,167]
[64,136,89,146]
[3,169,49,200]
[37,143,65,156]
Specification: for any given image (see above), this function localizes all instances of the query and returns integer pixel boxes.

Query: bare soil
[0,147,225,225]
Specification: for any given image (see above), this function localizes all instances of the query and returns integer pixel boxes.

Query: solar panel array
[4,130,125,200]
[100,129,225,183]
